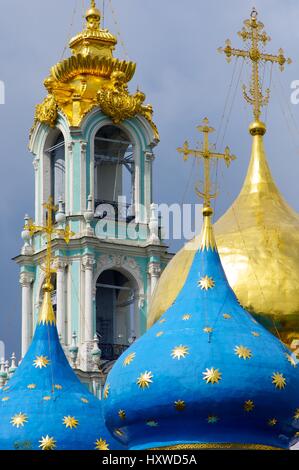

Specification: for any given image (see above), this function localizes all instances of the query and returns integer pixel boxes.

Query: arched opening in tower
[49,131,65,206]
[95,269,137,361]
[94,125,135,222]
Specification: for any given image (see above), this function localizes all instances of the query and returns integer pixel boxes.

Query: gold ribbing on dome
[24,197,74,325]
[177,118,236,251]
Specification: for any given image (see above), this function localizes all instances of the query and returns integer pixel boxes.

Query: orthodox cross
[24,197,74,285]
[218,7,291,122]
[177,117,236,209]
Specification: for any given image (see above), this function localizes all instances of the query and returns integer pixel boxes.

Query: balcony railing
[94,199,135,223]
[100,343,129,361]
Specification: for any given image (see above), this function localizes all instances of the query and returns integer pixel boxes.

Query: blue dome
[0,287,123,451]
[103,212,299,450]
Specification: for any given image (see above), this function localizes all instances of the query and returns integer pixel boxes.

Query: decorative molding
[82,255,96,270]
[53,258,68,271]
[95,254,144,297]
[32,157,40,172]
[148,262,161,277]
[19,272,34,288]
[144,151,155,162]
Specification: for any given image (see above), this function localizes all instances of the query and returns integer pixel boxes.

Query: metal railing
[100,343,129,361]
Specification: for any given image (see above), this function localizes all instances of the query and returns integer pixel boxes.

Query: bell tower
[15,1,169,392]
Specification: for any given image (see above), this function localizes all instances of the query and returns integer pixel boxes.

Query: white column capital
[80,140,88,153]
[82,255,96,270]
[67,141,75,153]
[145,151,155,162]
[32,157,40,172]
[53,258,68,272]
[19,272,34,287]
[148,262,161,277]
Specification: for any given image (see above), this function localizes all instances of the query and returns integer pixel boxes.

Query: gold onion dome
[32,0,158,138]
[149,10,299,349]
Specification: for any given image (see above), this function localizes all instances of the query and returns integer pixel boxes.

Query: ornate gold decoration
[11,413,28,428]
[182,314,191,320]
[219,7,291,122]
[203,327,213,334]
[234,345,252,360]
[24,197,74,326]
[137,371,153,389]
[268,418,278,427]
[285,353,297,368]
[293,409,299,420]
[2,397,10,402]
[272,372,286,390]
[223,313,232,319]
[97,71,151,125]
[174,400,186,411]
[33,356,50,369]
[118,410,126,420]
[39,435,56,451]
[146,420,159,427]
[244,400,255,412]
[27,384,37,389]
[198,275,215,291]
[95,438,110,450]
[32,1,159,139]
[34,94,58,128]
[251,331,260,337]
[156,331,164,337]
[150,443,283,450]
[103,384,110,399]
[207,415,219,424]
[203,368,222,384]
[63,416,79,429]
[171,345,189,360]
[81,397,89,404]
[178,118,235,251]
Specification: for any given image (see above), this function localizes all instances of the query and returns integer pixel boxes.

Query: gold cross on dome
[177,117,236,209]
[24,197,74,285]
[218,7,291,122]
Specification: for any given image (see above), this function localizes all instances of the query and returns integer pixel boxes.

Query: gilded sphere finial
[249,120,266,136]
[43,280,54,293]
[203,205,213,217]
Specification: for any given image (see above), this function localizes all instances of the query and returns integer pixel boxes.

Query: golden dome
[148,121,299,347]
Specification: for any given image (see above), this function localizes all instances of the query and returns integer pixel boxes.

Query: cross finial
[24,196,74,304]
[177,118,236,212]
[218,9,291,122]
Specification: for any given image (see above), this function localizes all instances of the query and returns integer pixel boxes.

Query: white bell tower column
[20,272,34,357]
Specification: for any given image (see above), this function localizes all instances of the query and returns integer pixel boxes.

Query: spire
[219,7,291,125]
[85,0,101,31]
[24,197,74,325]
[177,118,236,251]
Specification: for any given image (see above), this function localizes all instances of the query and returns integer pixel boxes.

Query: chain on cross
[218,7,291,122]
[177,117,236,210]
[24,197,74,285]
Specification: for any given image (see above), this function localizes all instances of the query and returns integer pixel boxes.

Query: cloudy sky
[1,0,299,356]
